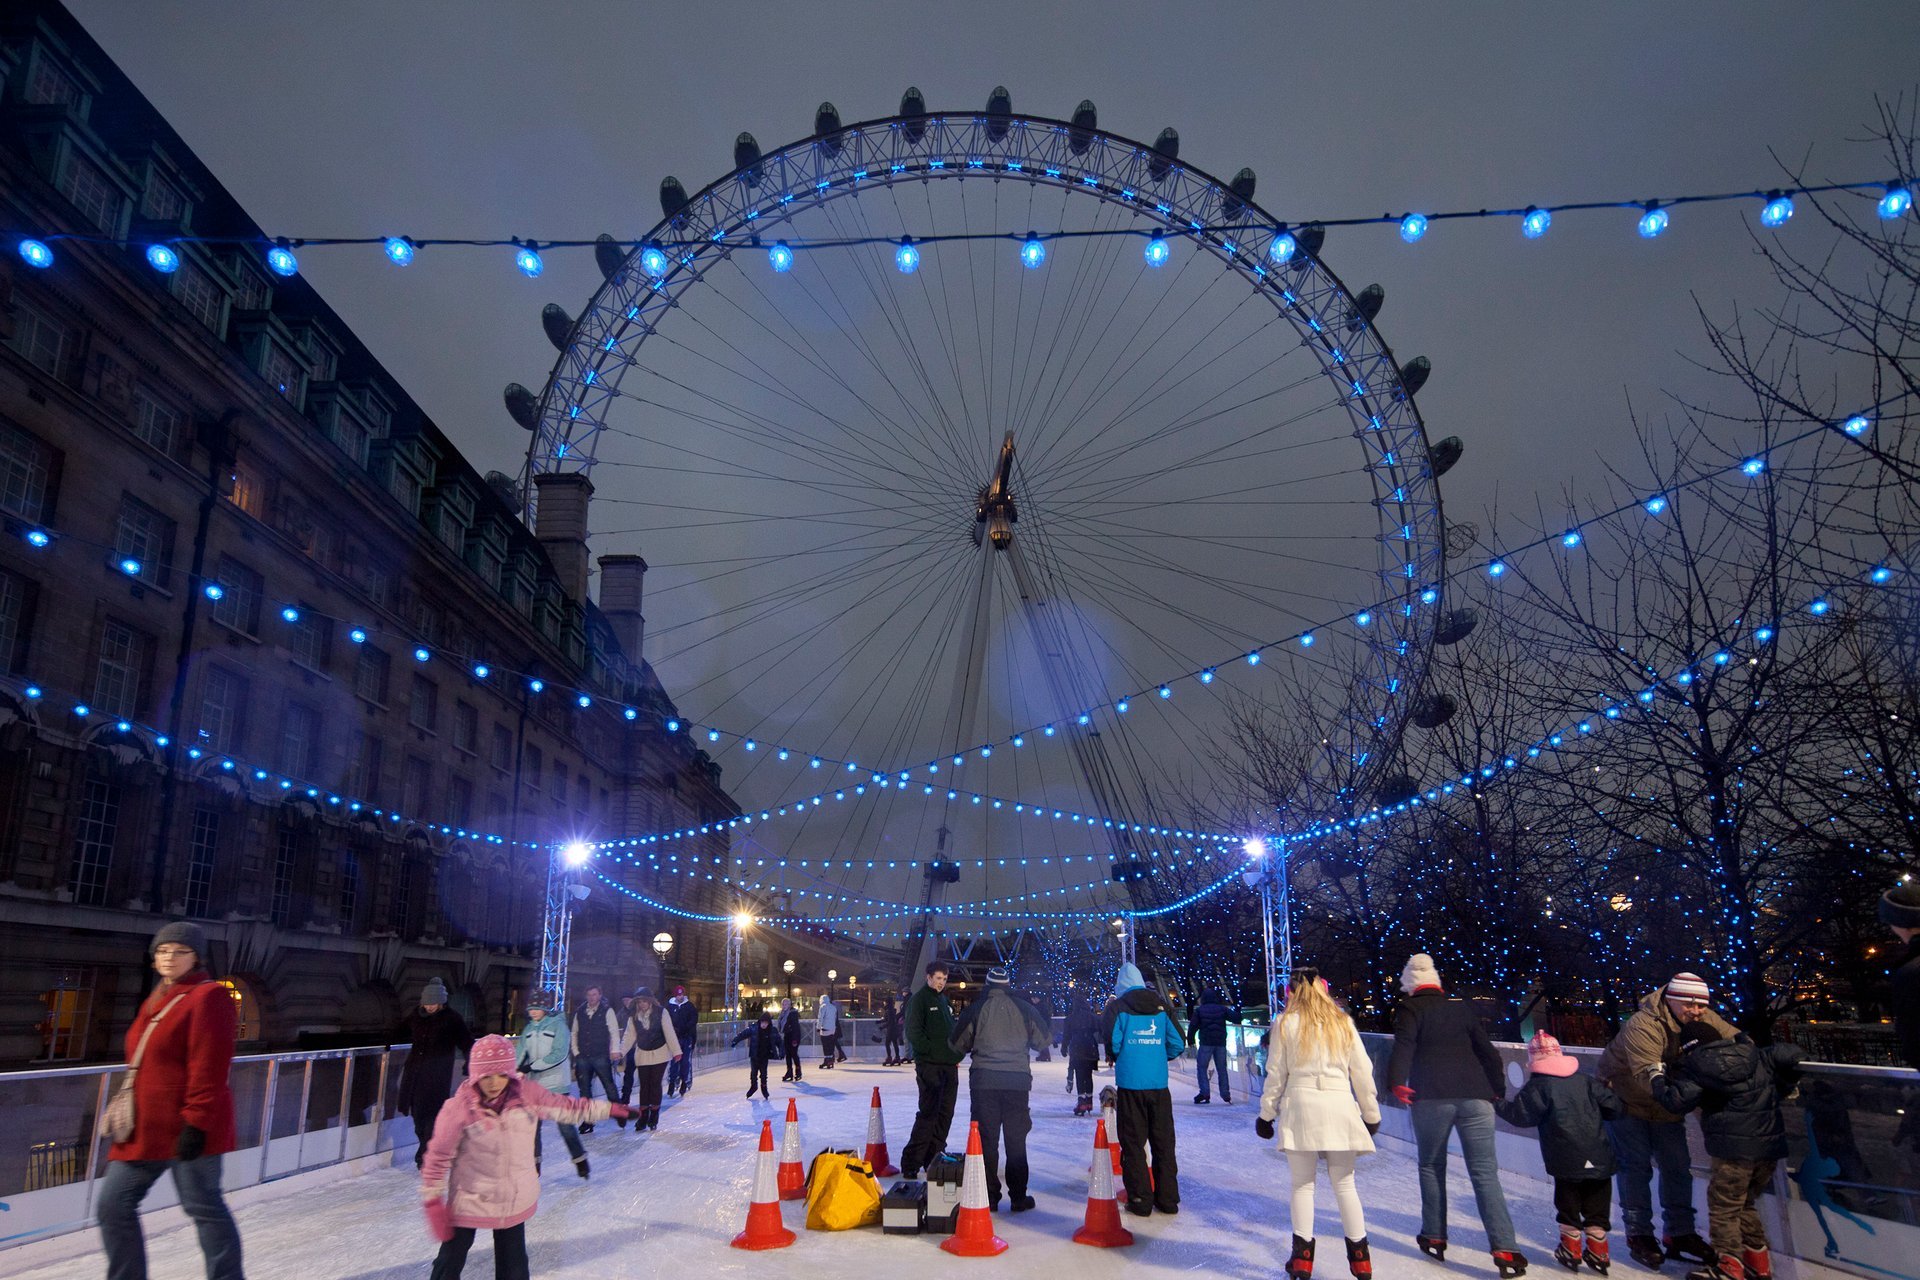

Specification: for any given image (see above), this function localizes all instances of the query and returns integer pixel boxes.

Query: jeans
[1410,1098,1517,1250]
[1195,1044,1230,1099]
[97,1154,244,1280]
[534,1119,585,1167]
[1607,1113,1697,1237]
[969,1086,1032,1205]
[575,1055,619,1107]
[901,1062,958,1176]
[431,1223,528,1280]
[668,1048,693,1094]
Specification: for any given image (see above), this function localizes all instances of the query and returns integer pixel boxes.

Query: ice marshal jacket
[906,982,963,1066]
[1110,986,1186,1090]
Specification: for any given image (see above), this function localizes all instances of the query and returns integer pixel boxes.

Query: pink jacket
[420,1077,611,1230]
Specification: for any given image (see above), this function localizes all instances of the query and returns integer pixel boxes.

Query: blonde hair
[1280,975,1357,1062]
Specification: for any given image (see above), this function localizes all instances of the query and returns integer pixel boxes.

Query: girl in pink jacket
[421,1034,628,1278]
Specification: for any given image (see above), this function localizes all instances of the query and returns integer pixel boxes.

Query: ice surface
[19,1058,1851,1278]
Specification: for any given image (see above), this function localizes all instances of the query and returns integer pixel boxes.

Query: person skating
[1387,953,1527,1277]
[569,985,623,1133]
[1496,1032,1623,1274]
[1109,961,1185,1217]
[817,991,840,1068]
[515,993,590,1180]
[1254,971,1381,1279]
[95,922,244,1280]
[881,994,906,1065]
[1648,1023,1804,1280]
[1063,994,1102,1116]
[665,987,699,1097]
[617,994,637,1108]
[900,960,963,1178]
[1595,972,1738,1268]
[618,987,683,1131]
[1881,883,1920,1071]
[732,1011,780,1098]
[399,978,474,1165]
[1189,985,1243,1104]
[948,966,1051,1212]
[421,1034,630,1279]
[777,996,804,1082]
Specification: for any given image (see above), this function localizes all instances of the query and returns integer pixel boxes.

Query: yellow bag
[804,1148,882,1230]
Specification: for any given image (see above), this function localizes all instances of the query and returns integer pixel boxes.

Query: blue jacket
[516,1015,571,1091]
[1110,986,1184,1089]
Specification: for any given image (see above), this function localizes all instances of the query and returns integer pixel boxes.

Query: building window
[270,828,297,925]
[288,610,329,673]
[332,412,369,467]
[0,568,36,673]
[113,495,174,589]
[402,757,431,816]
[408,674,437,732]
[38,971,95,1062]
[216,977,260,1041]
[57,151,122,234]
[91,620,152,719]
[490,724,513,772]
[0,421,56,522]
[453,701,477,755]
[349,730,382,798]
[7,301,72,380]
[353,645,390,705]
[131,387,183,454]
[448,776,473,826]
[141,171,187,223]
[279,702,319,778]
[259,342,302,405]
[172,260,225,334]
[339,850,361,925]
[184,808,220,917]
[197,666,247,751]
[208,556,262,635]
[25,54,85,110]
[231,263,271,313]
[551,762,567,807]
[525,745,543,791]
[69,778,119,907]
[226,459,267,519]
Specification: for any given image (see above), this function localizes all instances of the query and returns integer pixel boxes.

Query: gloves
[608,1103,633,1120]
[1365,1120,1380,1136]
[175,1124,206,1162]
[422,1196,453,1243]
[1392,1085,1416,1106]
[1254,1117,1276,1141]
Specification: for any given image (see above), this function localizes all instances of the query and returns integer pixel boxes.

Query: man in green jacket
[900,960,963,1178]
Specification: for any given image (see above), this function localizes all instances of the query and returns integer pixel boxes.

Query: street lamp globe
[827,969,837,981]
[782,959,796,974]
[651,931,674,958]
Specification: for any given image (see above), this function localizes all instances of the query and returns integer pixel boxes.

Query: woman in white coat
[617,987,682,1132]
[1255,970,1382,1280]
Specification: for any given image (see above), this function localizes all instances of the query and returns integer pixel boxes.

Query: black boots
[1346,1236,1372,1278]
[1626,1236,1665,1268]
[1493,1250,1530,1278]
[1417,1235,1447,1261]
[1287,1234,1316,1279]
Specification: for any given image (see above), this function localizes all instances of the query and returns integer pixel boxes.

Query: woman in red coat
[95,920,243,1280]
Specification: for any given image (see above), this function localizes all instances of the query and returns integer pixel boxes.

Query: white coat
[1257,1016,1381,1153]
[617,1002,682,1067]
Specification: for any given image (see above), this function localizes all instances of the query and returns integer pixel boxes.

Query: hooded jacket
[731,1018,781,1064]
[949,984,1051,1089]
[1387,988,1504,1101]
[1596,988,1739,1121]
[1187,989,1242,1047]
[666,995,699,1049]
[1649,1033,1803,1161]
[1110,983,1185,1090]
[515,1015,572,1091]
[817,997,839,1036]
[109,968,239,1163]
[1495,1061,1623,1179]
[1062,1002,1102,1062]
[420,1077,611,1230]
[906,982,963,1065]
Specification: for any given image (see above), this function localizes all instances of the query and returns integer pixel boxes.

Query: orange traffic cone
[940,1120,1009,1258]
[731,1119,797,1250]
[863,1087,898,1177]
[776,1097,806,1200]
[1073,1119,1135,1248]
[1103,1101,1125,1202]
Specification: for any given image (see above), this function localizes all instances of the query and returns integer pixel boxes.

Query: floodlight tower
[538,841,594,1003]
[1241,837,1292,1017]
[725,912,753,1017]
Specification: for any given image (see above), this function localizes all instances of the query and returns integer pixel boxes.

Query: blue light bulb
[1399,213,1428,244]
[474,664,490,678]
[514,244,543,278]
[413,647,430,663]
[384,237,415,266]
[640,243,669,278]
[1880,185,1914,220]
[1842,414,1871,437]
[146,244,180,274]
[18,238,54,269]
[24,529,51,548]
[265,245,299,277]
[1020,234,1046,269]
[280,606,300,623]
[118,558,142,576]
[1870,566,1893,583]
[895,238,919,274]
[1354,611,1372,626]
[1760,194,1794,228]
[349,627,368,644]
[1741,457,1766,476]
[1644,495,1668,515]
[1521,207,1552,239]
[203,583,224,600]
[1561,530,1582,548]
[766,240,795,273]
[1268,231,1296,264]
[1144,233,1170,266]
[1809,599,1830,616]
[1638,206,1669,238]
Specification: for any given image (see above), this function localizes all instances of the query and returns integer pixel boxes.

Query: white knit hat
[1400,953,1441,994]
[1664,972,1711,1003]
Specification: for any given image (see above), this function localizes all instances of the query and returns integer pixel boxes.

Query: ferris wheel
[512,89,1461,958]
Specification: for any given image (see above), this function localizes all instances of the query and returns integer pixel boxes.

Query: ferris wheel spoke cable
[1011,194,1140,452]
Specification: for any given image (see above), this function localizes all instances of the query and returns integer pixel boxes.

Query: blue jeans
[668,1049,693,1094]
[1195,1045,1230,1099]
[1608,1113,1697,1237]
[97,1154,243,1280]
[534,1119,586,1167]
[1410,1098,1517,1251]
[575,1055,619,1106]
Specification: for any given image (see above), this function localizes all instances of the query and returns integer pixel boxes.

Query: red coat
[109,969,239,1162]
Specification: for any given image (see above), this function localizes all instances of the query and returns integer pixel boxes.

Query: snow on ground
[18,1058,1851,1279]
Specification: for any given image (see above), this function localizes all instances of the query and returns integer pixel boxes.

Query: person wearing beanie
[948,965,1050,1211]
[396,976,473,1167]
[1595,972,1738,1268]
[1648,1022,1804,1280]
[617,987,682,1131]
[1386,954,1525,1276]
[665,986,699,1097]
[1880,883,1920,1071]
[1188,985,1244,1105]
[569,985,624,1132]
[1496,1032,1624,1274]
[900,960,963,1179]
[730,1010,781,1098]
[96,922,244,1280]
[421,1034,630,1277]
[1062,992,1102,1116]
[776,995,804,1083]
[881,990,907,1066]
[1108,962,1186,1216]
[516,994,589,1180]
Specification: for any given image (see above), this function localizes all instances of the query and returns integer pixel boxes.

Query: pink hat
[1527,1031,1577,1077]
[467,1034,519,1079]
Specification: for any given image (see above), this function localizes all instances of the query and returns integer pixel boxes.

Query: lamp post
[1241,838,1292,1019]
[725,914,751,1018]
[827,968,838,1003]
[1111,915,1135,968]
[783,958,796,1001]
[651,930,674,991]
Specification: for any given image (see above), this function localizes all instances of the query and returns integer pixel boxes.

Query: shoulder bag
[102,991,191,1144]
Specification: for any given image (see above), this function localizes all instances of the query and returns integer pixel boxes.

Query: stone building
[0,2,739,1064]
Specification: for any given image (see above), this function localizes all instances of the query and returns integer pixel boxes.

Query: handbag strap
[127,991,192,1074]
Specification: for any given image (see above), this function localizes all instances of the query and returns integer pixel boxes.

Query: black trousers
[431,1224,527,1280]
[901,1062,959,1175]
[748,1059,770,1094]
[1554,1176,1612,1230]
[619,1050,636,1103]
[885,1031,904,1060]
[634,1062,668,1112]
[783,1044,802,1078]
[1115,1086,1179,1210]
[1069,1057,1095,1096]
[970,1086,1032,1205]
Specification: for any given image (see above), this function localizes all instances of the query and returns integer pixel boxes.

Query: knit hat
[1677,1020,1723,1054]
[421,978,449,1006]
[467,1034,519,1079]
[1527,1031,1578,1077]
[1114,962,1145,996]
[524,992,549,1012]
[986,967,1011,986]
[1400,953,1441,994]
[1880,883,1920,930]
[1663,973,1711,1004]
[150,920,207,957]
[674,985,686,996]
[631,986,654,1002]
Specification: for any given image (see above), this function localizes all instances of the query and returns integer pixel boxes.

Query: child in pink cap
[1497,1032,1624,1274]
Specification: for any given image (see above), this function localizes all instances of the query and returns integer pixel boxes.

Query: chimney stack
[531,473,593,602]
[598,553,648,662]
